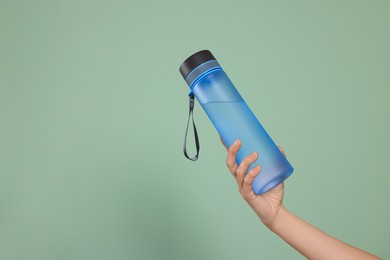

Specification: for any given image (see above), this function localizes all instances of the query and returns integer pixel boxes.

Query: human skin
[221,138,380,260]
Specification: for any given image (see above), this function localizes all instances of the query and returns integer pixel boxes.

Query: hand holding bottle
[221,137,380,259]
[221,137,286,227]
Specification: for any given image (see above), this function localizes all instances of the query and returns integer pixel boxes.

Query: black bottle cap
[179,50,216,79]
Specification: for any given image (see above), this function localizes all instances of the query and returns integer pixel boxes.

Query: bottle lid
[179,50,216,80]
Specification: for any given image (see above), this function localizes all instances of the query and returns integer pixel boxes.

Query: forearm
[267,207,380,260]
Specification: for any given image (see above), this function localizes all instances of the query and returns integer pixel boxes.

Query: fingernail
[252,151,258,157]
[234,139,240,146]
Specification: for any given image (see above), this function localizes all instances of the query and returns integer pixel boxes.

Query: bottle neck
[185,60,221,95]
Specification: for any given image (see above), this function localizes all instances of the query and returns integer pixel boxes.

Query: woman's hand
[221,137,286,228]
[221,137,380,259]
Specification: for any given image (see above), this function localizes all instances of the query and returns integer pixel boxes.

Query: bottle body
[193,69,293,194]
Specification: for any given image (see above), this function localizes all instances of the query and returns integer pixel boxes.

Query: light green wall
[1,0,389,259]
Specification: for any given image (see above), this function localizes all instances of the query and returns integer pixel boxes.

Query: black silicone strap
[183,94,200,161]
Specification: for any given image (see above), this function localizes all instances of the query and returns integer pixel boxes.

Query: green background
[1,0,389,259]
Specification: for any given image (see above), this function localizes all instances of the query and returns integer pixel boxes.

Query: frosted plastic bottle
[179,50,294,194]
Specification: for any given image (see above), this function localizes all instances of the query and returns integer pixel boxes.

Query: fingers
[226,142,286,198]
[278,146,286,157]
[238,146,285,195]
[226,139,241,177]
[241,165,261,199]
[235,151,258,192]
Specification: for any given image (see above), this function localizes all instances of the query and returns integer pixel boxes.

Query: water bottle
[180,50,293,194]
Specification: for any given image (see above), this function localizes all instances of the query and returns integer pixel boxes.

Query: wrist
[266,204,288,232]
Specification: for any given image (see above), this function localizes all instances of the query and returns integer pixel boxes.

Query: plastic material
[180,50,216,79]
[179,50,294,194]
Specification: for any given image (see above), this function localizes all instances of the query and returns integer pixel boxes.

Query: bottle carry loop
[183,94,200,161]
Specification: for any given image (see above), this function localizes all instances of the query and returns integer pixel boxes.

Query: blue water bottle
[180,50,293,194]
